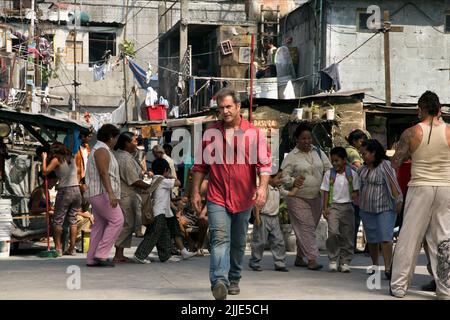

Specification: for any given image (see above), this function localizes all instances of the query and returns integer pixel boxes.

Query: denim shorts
[53,186,82,226]
[359,210,397,243]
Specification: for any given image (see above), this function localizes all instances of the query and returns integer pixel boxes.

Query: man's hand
[255,214,261,227]
[323,208,330,220]
[191,191,203,215]
[42,152,47,161]
[252,186,268,208]
[294,176,305,189]
[199,209,207,221]
[108,192,119,208]
[395,201,403,215]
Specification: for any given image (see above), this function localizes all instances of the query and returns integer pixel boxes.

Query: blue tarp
[128,58,149,89]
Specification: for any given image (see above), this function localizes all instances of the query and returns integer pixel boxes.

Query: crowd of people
[32,88,449,301]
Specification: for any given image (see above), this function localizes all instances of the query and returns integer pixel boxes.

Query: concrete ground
[0,239,436,300]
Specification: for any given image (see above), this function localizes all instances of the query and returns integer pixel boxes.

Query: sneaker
[228,281,240,295]
[212,281,227,300]
[275,266,289,272]
[181,249,196,260]
[168,256,181,262]
[390,287,406,298]
[134,255,151,264]
[340,264,351,273]
[329,261,338,272]
[249,265,263,272]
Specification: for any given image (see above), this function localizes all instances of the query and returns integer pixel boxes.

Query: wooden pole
[249,33,255,123]
[383,10,391,107]
[26,0,35,112]
[180,0,189,114]
[123,0,129,121]
[73,0,78,117]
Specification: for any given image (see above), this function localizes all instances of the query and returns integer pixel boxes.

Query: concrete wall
[283,0,450,104]
[282,2,318,96]
[327,0,450,104]
[35,1,161,115]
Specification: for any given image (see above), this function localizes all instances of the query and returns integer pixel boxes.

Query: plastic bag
[159,96,169,108]
[145,87,158,106]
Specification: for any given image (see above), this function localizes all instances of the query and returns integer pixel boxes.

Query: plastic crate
[146,104,167,120]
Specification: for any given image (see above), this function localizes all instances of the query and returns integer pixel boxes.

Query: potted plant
[311,102,320,120]
[326,103,336,120]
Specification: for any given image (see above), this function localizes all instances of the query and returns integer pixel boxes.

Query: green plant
[311,102,319,112]
[42,68,52,83]
[278,200,290,225]
[119,40,136,58]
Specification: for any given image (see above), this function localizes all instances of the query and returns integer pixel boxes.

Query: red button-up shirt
[192,117,272,213]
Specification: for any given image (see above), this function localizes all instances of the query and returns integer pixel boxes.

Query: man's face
[81,134,92,145]
[218,95,240,125]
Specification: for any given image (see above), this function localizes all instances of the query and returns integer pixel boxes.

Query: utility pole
[73,0,78,118]
[180,0,188,114]
[249,33,255,123]
[383,10,391,107]
[26,0,35,112]
[123,0,130,122]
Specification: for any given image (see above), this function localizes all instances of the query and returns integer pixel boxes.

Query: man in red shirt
[191,88,272,300]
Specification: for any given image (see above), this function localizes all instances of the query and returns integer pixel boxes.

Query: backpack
[328,165,354,205]
[141,176,165,226]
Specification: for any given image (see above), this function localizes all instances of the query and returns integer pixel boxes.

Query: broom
[38,165,58,258]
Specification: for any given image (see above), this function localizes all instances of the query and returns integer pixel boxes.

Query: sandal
[63,250,76,256]
[113,257,133,263]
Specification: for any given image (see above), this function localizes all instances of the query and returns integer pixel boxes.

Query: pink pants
[87,193,124,264]
[285,196,322,261]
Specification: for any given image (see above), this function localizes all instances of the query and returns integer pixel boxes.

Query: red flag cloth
[396,160,412,196]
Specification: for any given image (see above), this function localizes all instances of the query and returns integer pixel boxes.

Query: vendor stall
[0,109,91,252]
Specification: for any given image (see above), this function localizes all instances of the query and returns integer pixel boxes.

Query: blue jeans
[207,201,252,289]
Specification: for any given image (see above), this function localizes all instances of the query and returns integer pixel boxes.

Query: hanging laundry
[111,101,126,124]
[283,80,296,99]
[319,63,341,91]
[93,64,106,81]
[189,79,195,97]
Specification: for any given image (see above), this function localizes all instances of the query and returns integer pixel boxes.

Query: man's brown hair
[215,87,240,105]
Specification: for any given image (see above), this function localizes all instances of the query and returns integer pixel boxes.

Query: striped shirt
[358,160,402,213]
[85,141,121,199]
